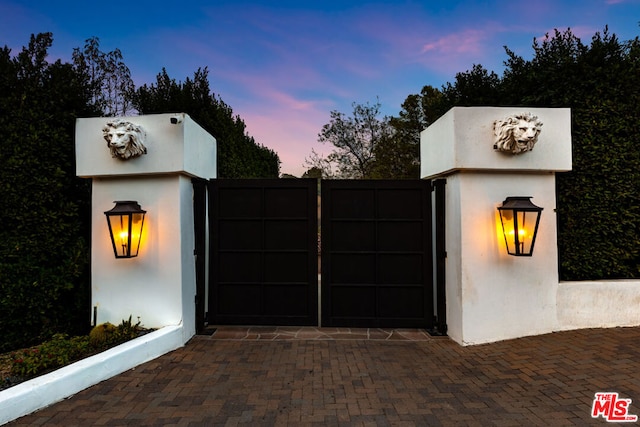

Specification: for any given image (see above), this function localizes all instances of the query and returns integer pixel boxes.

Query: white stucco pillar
[76,113,216,344]
[421,107,572,345]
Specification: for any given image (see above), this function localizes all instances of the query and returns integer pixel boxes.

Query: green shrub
[88,322,116,347]
[107,316,143,346]
[10,333,91,377]
[10,316,148,379]
[89,316,143,348]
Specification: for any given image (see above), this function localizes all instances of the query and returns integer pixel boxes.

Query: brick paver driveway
[8,327,640,426]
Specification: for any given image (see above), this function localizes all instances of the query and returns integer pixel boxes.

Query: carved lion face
[493,113,543,155]
[102,120,147,160]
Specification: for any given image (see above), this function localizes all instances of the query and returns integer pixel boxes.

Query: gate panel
[208,179,318,325]
[322,180,433,328]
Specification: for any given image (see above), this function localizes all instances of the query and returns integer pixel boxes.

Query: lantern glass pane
[499,210,516,254]
[515,211,531,255]
[129,213,145,256]
[107,214,131,257]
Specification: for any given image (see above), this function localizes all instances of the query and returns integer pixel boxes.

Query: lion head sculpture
[493,113,543,155]
[102,120,147,160]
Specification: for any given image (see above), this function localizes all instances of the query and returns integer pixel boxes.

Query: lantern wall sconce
[104,201,146,258]
[497,197,543,257]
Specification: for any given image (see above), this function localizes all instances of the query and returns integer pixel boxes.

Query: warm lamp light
[497,197,543,257]
[104,201,146,258]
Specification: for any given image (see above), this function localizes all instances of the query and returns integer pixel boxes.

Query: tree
[301,166,323,179]
[394,65,501,133]
[303,149,338,178]
[380,86,448,179]
[310,99,393,179]
[0,33,96,351]
[441,64,502,106]
[370,131,418,179]
[72,37,135,116]
[133,68,280,178]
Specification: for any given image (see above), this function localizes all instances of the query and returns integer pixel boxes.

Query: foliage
[88,322,117,347]
[10,316,147,379]
[500,28,640,279]
[310,88,448,179]
[397,27,640,280]
[0,33,95,352]
[132,68,280,178]
[72,37,135,116]
[10,333,91,377]
[310,99,393,179]
[108,315,144,345]
[378,86,450,179]
[304,149,339,178]
[385,67,503,179]
[301,166,323,179]
[441,64,503,106]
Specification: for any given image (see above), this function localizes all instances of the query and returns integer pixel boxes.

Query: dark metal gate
[321,180,434,328]
[207,179,318,326]
[198,178,446,332]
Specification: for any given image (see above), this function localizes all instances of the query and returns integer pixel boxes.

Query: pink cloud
[413,28,495,75]
[421,29,487,55]
[346,7,508,77]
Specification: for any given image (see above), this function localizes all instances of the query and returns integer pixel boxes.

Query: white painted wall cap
[76,113,217,179]
[420,107,572,178]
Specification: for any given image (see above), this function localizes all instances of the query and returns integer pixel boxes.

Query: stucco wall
[91,176,195,335]
[441,172,560,345]
[454,172,559,345]
[77,113,216,342]
[557,281,640,330]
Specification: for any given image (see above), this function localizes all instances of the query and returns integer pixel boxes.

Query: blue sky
[1,0,639,176]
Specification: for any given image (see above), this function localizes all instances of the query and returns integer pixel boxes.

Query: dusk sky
[2,1,639,176]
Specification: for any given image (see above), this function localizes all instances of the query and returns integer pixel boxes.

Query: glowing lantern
[497,197,543,257]
[104,201,146,258]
